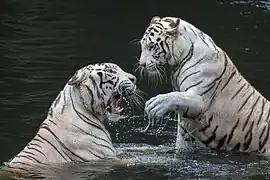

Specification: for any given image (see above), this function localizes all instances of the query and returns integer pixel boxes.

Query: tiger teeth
[115,107,124,113]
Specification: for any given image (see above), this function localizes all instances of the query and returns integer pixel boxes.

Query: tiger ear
[150,16,161,25]
[164,18,180,37]
[68,69,87,86]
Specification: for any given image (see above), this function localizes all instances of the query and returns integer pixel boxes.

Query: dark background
[0,0,269,166]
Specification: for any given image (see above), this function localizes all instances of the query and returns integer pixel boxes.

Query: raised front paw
[145,92,179,121]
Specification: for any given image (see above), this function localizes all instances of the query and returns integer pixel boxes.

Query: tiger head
[139,16,180,76]
[68,63,137,121]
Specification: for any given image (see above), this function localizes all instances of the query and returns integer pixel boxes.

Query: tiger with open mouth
[4,63,138,170]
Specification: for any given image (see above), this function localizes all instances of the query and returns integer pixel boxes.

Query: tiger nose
[139,61,146,67]
[128,75,137,84]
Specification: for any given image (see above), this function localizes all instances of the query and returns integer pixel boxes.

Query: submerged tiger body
[4,63,137,168]
[139,16,270,155]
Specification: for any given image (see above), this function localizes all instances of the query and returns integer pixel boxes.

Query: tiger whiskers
[135,59,167,86]
[130,38,141,46]
[128,89,146,110]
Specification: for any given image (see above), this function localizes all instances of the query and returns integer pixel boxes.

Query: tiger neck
[49,85,107,129]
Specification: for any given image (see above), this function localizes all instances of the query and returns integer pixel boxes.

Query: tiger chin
[138,16,270,155]
[4,63,137,169]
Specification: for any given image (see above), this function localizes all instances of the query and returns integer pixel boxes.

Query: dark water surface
[0,0,270,179]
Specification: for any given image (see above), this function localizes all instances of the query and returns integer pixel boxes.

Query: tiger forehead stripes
[140,18,176,68]
[139,16,270,155]
[4,63,137,169]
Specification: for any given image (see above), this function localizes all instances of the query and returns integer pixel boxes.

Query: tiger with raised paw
[138,16,270,155]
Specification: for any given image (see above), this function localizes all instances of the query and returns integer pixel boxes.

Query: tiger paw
[145,92,180,121]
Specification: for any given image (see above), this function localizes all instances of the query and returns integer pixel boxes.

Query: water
[0,0,269,179]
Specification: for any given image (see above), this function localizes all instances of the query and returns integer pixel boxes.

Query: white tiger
[4,63,137,168]
[138,16,270,155]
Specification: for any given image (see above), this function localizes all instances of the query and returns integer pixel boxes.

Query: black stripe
[237,76,243,83]
[232,142,241,151]
[231,83,247,100]
[21,150,36,156]
[154,25,163,30]
[40,125,94,161]
[199,82,216,96]
[244,121,254,140]
[113,77,119,89]
[257,99,266,125]
[153,28,159,33]
[238,88,255,112]
[155,23,164,28]
[102,80,114,86]
[199,31,210,47]
[203,51,228,88]
[86,86,95,106]
[266,105,270,122]
[158,41,166,57]
[15,155,41,164]
[74,125,115,153]
[202,125,218,146]
[54,93,61,107]
[183,26,187,32]
[242,96,260,131]
[178,43,194,72]
[48,119,57,126]
[216,134,227,149]
[32,137,44,144]
[29,142,42,149]
[27,146,46,157]
[97,72,107,95]
[220,70,236,92]
[164,37,170,54]
[37,134,69,161]
[199,115,214,132]
[243,121,254,151]
[69,88,111,140]
[89,75,102,99]
[179,70,200,88]
[209,80,222,101]
[185,80,204,91]
[227,118,240,144]
[82,87,101,120]
[183,107,189,118]
[188,26,198,37]
[91,140,115,153]
[181,56,206,75]
[259,124,270,151]
[259,126,266,139]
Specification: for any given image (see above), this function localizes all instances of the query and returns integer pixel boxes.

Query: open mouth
[106,92,125,115]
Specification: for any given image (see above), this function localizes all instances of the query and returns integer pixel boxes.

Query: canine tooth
[118,107,124,112]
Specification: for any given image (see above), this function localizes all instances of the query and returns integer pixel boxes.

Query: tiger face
[139,16,180,74]
[68,63,137,120]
